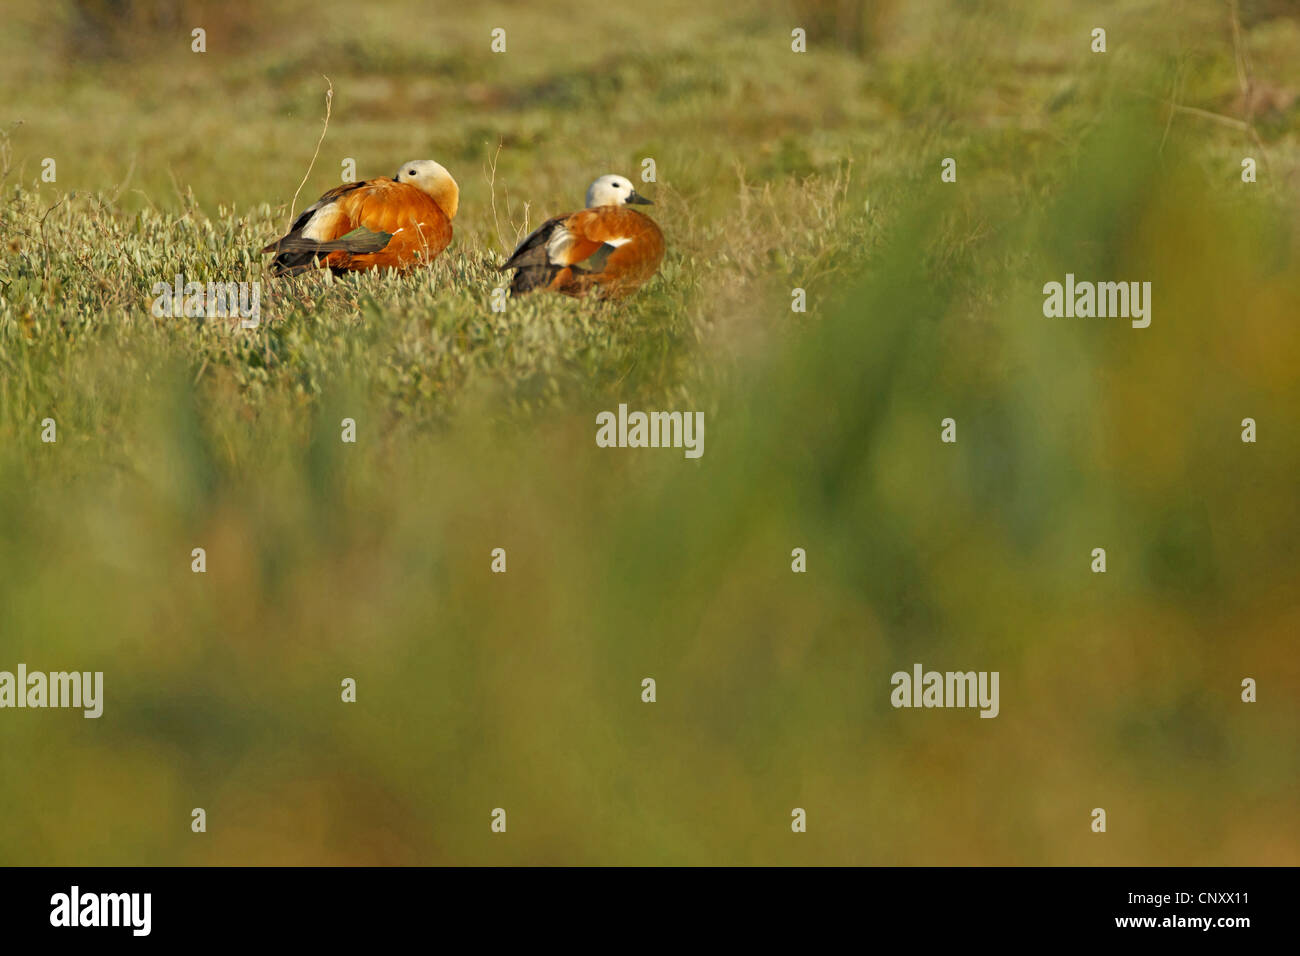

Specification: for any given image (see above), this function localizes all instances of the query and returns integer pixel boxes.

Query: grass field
[0,0,1297,864]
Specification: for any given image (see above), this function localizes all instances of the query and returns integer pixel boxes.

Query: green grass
[0,0,1297,864]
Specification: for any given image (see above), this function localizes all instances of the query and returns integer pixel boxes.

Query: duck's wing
[498,214,575,271]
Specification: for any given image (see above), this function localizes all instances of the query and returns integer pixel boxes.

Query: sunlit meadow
[0,0,1297,864]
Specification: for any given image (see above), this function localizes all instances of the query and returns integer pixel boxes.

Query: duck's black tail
[261,228,392,277]
[505,263,561,294]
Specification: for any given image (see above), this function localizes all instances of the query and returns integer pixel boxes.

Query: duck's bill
[627,190,653,205]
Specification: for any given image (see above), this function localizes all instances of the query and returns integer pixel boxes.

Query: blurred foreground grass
[0,1,1297,864]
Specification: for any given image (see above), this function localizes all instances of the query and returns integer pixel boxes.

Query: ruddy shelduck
[499,175,664,299]
[262,160,459,276]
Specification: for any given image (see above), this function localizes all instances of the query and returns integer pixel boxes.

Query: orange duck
[499,174,664,299]
[262,159,458,276]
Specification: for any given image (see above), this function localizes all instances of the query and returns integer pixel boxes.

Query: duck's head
[585,174,652,208]
[395,159,459,220]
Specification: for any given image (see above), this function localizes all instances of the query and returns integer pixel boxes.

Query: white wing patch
[302,203,345,241]
[544,224,575,265]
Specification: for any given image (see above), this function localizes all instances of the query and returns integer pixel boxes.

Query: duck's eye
[408,169,417,176]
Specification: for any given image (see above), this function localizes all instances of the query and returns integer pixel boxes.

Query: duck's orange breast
[320,178,453,271]
[557,207,665,297]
